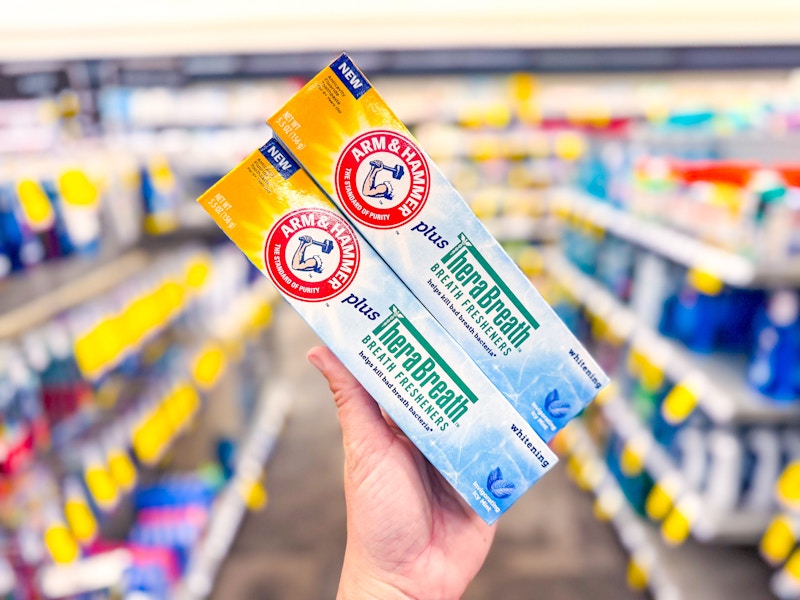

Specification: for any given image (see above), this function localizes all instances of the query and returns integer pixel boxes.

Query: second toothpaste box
[267,53,609,442]
[197,137,557,524]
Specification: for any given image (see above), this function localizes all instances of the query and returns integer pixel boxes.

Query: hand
[369,159,383,169]
[299,235,311,244]
[307,346,496,600]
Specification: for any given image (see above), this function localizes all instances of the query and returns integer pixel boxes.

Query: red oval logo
[264,208,360,302]
[334,130,430,229]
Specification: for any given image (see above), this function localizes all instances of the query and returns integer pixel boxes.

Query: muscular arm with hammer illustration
[292,235,323,273]
[362,159,394,201]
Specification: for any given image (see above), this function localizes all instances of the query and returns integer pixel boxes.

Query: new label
[265,208,361,302]
[334,130,430,229]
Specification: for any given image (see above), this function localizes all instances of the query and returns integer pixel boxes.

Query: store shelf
[23,283,280,598]
[0,248,150,339]
[564,416,777,598]
[25,378,271,599]
[175,378,293,600]
[38,549,132,599]
[545,250,800,425]
[484,216,559,243]
[552,189,800,288]
[561,419,679,600]
[600,394,772,544]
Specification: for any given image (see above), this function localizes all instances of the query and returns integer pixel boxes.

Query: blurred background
[1,1,800,598]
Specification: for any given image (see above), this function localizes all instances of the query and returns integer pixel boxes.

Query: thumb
[307,346,395,456]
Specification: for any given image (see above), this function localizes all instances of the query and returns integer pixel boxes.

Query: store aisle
[210,306,348,599]
[211,306,637,600]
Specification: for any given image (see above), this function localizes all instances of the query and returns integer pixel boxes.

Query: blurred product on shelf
[749,290,800,401]
[122,472,220,596]
[659,277,763,355]
[0,239,282,598]
[555,203,800,404]
[760,459,800,599]
[540,99,800,594]
[0,146,151,280]
[140,157,181,236]
[574,147,800,263]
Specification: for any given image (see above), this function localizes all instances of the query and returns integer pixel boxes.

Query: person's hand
[307,346,496,600]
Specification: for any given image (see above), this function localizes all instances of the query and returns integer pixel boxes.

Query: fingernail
[307,349,325,373]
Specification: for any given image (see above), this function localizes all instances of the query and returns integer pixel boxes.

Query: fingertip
[307,346,365,402]
[307,345,330,373]
[307,345,385,424]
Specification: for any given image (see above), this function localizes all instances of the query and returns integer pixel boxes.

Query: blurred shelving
[484,216,559,244]
[38,549,132,599]
[760,462,800,599]
[4,35,800,600]
[176,379,293,600]
[0,237,280,596]
[560,418,775,599]
[0,249,150,338]
[600,394,773,543]
[560,419,679,600]
[33,366,290,599]
[545,250,800,425]
[552,189,800,289]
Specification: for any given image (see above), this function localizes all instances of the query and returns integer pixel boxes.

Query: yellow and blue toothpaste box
[197,137,557,524]
[266,53,609,442]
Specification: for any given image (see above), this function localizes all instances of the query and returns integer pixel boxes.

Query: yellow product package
[267,53,609,442]
[197,137,557,524]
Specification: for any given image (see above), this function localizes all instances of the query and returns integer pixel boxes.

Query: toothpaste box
[197,137,557,524]
[267,53,609,442]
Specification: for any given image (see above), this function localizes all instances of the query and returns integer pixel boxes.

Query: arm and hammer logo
[334,130,431,230]
[264,207,361,302]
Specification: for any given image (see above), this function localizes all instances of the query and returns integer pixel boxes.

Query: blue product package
[140,161,180,235]
[0,183,27,272]
[748,290,800,401]
[134,477,215,511]
[41,179,75,256]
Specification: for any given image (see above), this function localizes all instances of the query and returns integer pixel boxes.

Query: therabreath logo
[433,233,539,355]
[362,305,477,430]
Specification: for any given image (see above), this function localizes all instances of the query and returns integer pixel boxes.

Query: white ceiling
[2,1,800,61]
